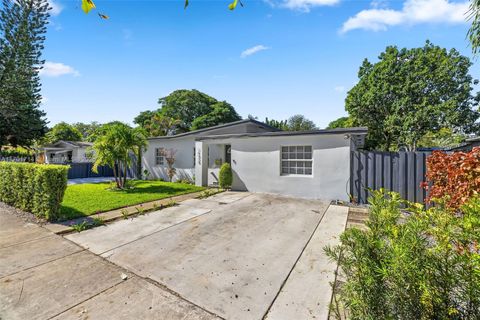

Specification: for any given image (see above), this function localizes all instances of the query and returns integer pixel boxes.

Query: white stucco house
[42,141,93,164]
[143,119,367,201]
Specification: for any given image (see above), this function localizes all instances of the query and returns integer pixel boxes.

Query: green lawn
[60,180,205,220]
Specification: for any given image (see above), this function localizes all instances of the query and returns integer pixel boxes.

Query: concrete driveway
[65,192,348,320]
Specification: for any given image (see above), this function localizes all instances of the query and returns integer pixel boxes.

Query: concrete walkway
[0,208,218,320]
[1,192,348,320]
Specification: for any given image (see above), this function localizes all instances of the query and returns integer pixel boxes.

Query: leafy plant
[91,217,105,226]
[0,162,68,221]
[91,122,147,189]
[120,208,129,219]
[166,200,177,207]
[160,148,177,182]
[135,206,145,215]
[219,163,232,189]
[325,189,480,320]
[197,188,220,199]
[422,147,480,210]
[71,221,89,232]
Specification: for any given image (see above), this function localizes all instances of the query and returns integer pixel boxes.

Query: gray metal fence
[350,151,432,204]
[67,163,114,179]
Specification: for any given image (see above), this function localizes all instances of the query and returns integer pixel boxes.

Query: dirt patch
[0,202,46,225]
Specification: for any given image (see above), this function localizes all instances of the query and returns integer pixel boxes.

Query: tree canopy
[345,41,479,151]
[72,122,102,142]
[135,89,241,135]
[286,114,317,131]
[46,122,83,143]
[265,118,289,131]
[263,115,317,131]
[144,114,181,137]
[0,0,49,147]
[326,116,356,129]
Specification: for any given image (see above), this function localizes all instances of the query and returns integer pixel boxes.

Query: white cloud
[40,61,80,77]
[282,0,339,11]
[341,0,469,33]
[334,85,346,93]
[48,0,63,16]
[240,45,270,58]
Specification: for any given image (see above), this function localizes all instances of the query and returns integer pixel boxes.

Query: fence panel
[350,151,432,204]
[67,163,114,179]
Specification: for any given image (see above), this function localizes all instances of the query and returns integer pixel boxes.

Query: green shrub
[218,163,232,189]
[0,162,68,221]
[325,190,480,320]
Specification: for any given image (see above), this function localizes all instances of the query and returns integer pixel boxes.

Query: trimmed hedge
[219,163,232,189]
[0,162,69,221]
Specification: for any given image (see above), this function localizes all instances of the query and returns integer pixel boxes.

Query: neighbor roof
[147,119,281,140]
[195,127,368,141]
[43,140,93,148]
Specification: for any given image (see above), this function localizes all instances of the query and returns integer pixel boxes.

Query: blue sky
[40,0,478,128]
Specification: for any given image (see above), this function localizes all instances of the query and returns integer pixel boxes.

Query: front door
[225,145,231,164]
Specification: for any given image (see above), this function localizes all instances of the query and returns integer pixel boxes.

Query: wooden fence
[350,151,432,204]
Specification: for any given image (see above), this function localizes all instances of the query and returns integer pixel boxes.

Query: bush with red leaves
[422,147,480,210]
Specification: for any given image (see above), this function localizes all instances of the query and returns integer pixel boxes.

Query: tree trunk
[113,161,120,189]
[137,147,142,180]
[123,157,128,188]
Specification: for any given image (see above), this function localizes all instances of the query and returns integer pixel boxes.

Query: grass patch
[60,180,204,220]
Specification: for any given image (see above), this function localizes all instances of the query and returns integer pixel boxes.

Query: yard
[60,180,204,220]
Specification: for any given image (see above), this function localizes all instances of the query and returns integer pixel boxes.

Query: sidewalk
[0,207,219,320]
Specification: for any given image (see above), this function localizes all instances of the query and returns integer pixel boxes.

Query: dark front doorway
[225,145,231,164]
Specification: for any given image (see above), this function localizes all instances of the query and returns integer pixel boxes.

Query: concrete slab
[181,198,228,210]
[52,277,220,320]
[101,193,329,320]
[207,191,252,204]
[66,205,211,254]
[0,234,82,277]
[265,205,349,320]
[0,251,124,320]
[0,216,51,249]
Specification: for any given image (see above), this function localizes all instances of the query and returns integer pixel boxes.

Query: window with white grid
[155,148,164,165]
[281,146,312,175]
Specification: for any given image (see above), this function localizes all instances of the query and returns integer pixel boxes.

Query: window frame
[155,147,165,166]
[280,145,313,176]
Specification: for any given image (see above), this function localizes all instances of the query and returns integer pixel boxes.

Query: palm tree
[469,0,480,54]
[91,123,146,189]
[144,114,181,137]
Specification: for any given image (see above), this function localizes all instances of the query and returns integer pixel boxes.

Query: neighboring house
[42,141,93,164]
[448,136,480,152]
[144,119,367,201]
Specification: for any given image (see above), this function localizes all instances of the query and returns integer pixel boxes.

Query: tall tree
[327,116,356,129]
[157,89,241,132]
[144,114,181,137]
[346,42,479,151]
[45,122,83,143]
[0,0,49,147]
[265,117,289,131]
[72,121,101,141]
[191,101,241,130]
[286,114,317,131]
[133,110,156,128]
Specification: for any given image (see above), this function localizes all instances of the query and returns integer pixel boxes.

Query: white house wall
[228,134,351,201]
[143,137,196,181]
